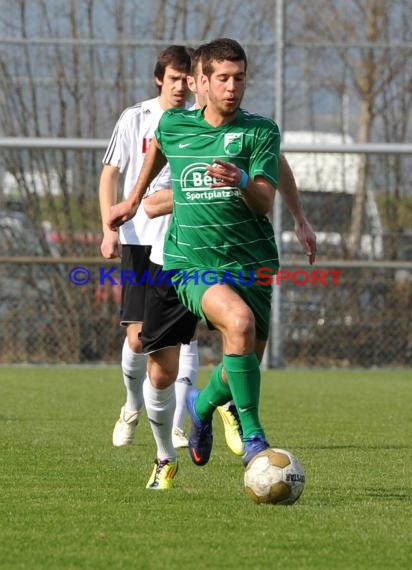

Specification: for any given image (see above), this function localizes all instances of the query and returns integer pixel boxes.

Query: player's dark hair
[190,45,205,77]
[200,38,247,78]
[154,45,193,83]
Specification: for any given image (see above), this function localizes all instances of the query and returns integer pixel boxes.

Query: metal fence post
[269,0,285,369]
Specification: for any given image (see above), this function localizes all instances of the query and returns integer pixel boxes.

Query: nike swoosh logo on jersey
[178,143,191,148]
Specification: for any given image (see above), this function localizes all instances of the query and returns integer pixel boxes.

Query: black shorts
[120,244,151,325]
[140,261,199,354]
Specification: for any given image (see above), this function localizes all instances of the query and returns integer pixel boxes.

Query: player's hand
[295,218,317,265]
[205,159,240,187]
[107,199,137,230]
[100,230,121,259]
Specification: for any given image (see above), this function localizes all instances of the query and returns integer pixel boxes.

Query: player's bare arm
[143,188,173,219]
[99,164,122,258]
[108,138,167,230]
[278,154,317,265]
[206,159,275,215]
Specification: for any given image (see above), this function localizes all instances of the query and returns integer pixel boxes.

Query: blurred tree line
[0,0,411,256]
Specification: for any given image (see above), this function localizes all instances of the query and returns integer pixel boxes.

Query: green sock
[195,363,232,420]
[223,353,265,440]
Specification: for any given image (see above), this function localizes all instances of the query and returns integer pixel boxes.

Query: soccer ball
[244,448,305,505]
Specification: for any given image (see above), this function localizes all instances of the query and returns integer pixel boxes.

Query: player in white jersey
[99,45,196,455]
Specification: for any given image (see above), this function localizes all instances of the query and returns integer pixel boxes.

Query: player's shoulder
[158,107,196,131]
[162,107,196,120]
[117,97,159,123]
[239,109,280,133]
[118,102,143,121]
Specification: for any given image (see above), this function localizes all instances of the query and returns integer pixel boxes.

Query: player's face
[202,60,246,117]
[157,66,189,108]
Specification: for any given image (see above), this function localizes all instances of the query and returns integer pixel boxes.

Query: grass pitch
[1,367,411,570]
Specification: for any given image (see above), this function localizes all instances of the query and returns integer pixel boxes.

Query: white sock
[174,340,199,431]
[121,338,146,413]
[143,379,176,461]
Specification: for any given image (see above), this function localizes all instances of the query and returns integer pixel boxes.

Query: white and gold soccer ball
[244,448,305,505]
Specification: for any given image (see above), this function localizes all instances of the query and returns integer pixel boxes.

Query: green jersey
[156,106,280,277]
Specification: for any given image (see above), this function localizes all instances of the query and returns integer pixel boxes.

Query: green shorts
[173,268,274,341]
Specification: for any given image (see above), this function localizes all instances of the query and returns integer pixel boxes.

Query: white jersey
[149,220,170,266]
[149,102,197,266]
[102,96,171,246]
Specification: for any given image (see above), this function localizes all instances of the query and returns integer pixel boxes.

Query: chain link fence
[0,1,411,367]
[278,262,411,368]
[0,144,411,368]
[0,256,410,367]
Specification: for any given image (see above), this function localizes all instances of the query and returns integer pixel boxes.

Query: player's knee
[126,336,142,353]
[228,306,255,339]
[147,354,178,389]
[126,324,143,353]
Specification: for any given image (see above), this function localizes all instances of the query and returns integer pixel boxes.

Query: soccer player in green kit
[109,38,316,471]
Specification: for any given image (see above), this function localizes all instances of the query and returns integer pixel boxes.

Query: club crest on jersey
[224,133,243,156]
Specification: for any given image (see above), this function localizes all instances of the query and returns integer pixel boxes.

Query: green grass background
[1,367,411,570]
